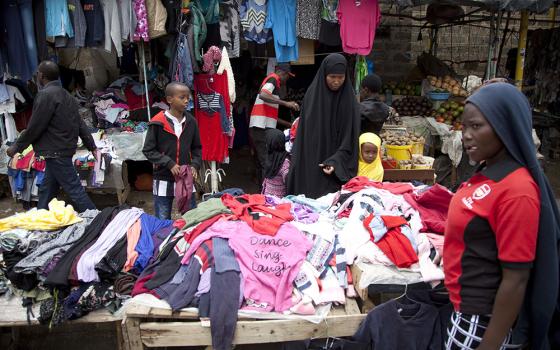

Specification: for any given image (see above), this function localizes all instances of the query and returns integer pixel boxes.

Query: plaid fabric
[446,312,523,350]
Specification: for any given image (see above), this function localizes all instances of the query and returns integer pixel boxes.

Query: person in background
[443,83,559,350]
[6,61,97,212]
[287,53,360,198]
[142,82,202,220]
[357,133,384,182]
[249,64,299,188]
[359,74,390,135]
[261,128,290,198]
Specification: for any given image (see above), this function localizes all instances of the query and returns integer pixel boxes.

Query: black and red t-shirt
[444,157,540,315]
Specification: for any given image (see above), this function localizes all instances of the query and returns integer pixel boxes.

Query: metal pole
[550,7,557,29]
[140,41,152,120]
[515,11,529,91]
[210,161,218,194]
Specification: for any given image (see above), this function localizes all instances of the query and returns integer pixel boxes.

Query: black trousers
[38,157,96,212]
[249,127,267,188]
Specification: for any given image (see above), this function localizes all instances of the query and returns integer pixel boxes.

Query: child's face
[166,86,191,112]
[361,142,378,164]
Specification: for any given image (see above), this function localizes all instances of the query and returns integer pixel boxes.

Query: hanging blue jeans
[169,33,194,88]
[2,0,33,81]
[18,0,38,76]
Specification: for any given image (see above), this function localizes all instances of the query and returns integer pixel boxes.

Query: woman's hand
[319,164,335,175]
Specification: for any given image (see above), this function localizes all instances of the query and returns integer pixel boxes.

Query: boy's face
[361,142,378,164]
[166,86,191,111]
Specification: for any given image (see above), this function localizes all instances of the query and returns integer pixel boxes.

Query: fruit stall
[377,73,472,187]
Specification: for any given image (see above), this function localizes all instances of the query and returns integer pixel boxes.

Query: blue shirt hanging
[45,0,75,38]
[265,0,298,63]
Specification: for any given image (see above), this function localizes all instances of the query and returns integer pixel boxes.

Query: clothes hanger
[392,283,421,305]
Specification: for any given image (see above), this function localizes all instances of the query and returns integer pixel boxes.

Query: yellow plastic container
[411,142,424,155]
[386,145,413,161]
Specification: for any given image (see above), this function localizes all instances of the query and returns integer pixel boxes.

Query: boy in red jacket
[142,82,202,219]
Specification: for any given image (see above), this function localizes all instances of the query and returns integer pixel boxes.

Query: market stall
[0,174,451,349]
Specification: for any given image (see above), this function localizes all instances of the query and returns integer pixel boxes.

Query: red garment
[174,165,194,215]
[16,151,35,170]
[221,194,293,236]
[343,176,414,194]
[374,216,418,268]
[124,86,155,111]
[194,73,231,162]
[184,214,225,245]
[33,158,46,172]
[131,272,161,298]
[337,207,352,219]
[174,219,186,229]
[403,184,453,234]
[13,107,33,131]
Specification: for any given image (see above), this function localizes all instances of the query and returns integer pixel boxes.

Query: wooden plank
[139,315,365,347]
[123,317,144,350]
[344,298,361,316]
[124,303,199,320]
[329,305,346,316]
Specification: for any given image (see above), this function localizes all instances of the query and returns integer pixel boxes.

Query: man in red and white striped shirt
[249,64,299,187]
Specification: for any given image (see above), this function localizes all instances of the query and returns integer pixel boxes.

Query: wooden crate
[121,298,365,350]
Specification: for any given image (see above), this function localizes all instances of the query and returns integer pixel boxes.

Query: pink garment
[337,0,381,55]
[174,165,194,215]
[181,219,312,312]
[343,176,414,194]
[426,233,444,257]
[133,0,150,42]
[111,103,129,109]
[202,46,222,74]
[123,219,142,272]
[403,184,453,234]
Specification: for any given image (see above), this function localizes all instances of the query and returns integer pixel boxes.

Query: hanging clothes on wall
[83,0,106,47]
[118,0,137,42]
[33,0,48,61]
[169,33,195,88]
[55,0,87,48]
[1,0,35,81]
[133,0,150,41]
[193,0,220,25]
[161,0,181,34]
[296,0,321,40]
[354,55,368,94]
[193,73,231,163]
[99,0,123,56]
[319,0,341,46]
[219,0,241,58]
[189,2,208,62]
[45,0,75,39]
[265,0,298,63]
[337,0,381,55]
[217,47,236,103]
[239,0,271,44]
[145,0,168,39]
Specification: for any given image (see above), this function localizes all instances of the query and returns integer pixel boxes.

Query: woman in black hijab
[444,82,559,350]
[287,53,360,198]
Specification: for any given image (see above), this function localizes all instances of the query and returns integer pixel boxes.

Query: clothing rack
[140,42,151,121]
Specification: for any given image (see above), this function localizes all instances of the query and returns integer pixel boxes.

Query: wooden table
[121,298,365,350]
[0,296,124,349]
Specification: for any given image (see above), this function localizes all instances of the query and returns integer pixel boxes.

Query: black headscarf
[287,53,360,198]
[264,128,288,179]
[468,83,560,350]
